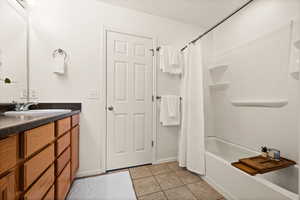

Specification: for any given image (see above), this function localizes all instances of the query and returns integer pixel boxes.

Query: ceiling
[97,0,250,27]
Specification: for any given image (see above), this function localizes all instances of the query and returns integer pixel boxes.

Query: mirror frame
[5,0,29,102]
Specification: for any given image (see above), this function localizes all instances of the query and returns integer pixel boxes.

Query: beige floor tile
[155,173,184,190]
[167,162,186,172]
[187,181,223,200]
[138,192,167,200]
[164,186,197,200]
[133,176,161,196]
[175,170,202,184]
[148,163,172,175]
[130,166,152,179]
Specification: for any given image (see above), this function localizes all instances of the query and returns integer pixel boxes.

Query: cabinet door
[0,135,17,175]
[71,126,79,181]
[24,165,54,200]
[57,118,71,137]
[43,185,54,200]
[56,147,71,176]
[56,162,71,200]
[71,114,79,128]
[0,172,15,200]
[24,123,55,158]
[56,132,71,157]
[23,144,55,189]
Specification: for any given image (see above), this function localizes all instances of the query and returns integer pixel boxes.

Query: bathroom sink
[4,109,72,117]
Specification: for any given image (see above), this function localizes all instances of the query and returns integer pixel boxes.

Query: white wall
[28,0,202,176]
[156,72,181,162]
[0,0,27,103]
[204,0,300,162]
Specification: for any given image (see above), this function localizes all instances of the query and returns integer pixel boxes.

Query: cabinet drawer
[0,171,15,200]
[24,165,54,200]
[56,162,71,200]
[57,118,71,137]
[56,132,70,156]
[56,147,71,176]
[71,126,79,180]
[0,135,17,175]
[71,114,80,127]
[24,123,55,158]
[43,185,54,200]
[24,144,55,189]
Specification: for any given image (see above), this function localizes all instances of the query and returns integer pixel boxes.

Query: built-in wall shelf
[231,100,288,108]
[209,65,228,73]
[209,82,229,90]
[294,40,300,50]
[291,40,300,80]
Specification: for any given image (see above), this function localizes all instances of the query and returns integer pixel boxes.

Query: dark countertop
[0,103,81,139]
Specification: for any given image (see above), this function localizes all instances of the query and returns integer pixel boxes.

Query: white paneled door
[106,30,153,170]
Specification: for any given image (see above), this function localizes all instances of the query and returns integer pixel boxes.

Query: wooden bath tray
[232,162,258,176]
[232,156,296,176]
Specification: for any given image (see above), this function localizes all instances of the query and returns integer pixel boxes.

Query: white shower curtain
[178,42,205,175]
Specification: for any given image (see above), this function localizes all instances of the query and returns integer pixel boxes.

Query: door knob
[107,106,114,111]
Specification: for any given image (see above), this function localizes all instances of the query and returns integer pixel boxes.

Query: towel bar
[156,96,182,100]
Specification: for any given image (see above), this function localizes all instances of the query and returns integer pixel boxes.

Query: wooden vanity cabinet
[0,135,18,175]
[71,125,79,181]
[24,165,55,200]
[56,148,71,176]
[0,113,80,200]
[57,118,71,137]
[56,132,71,156]
[24,123,55,158]
[0,172,15,200]
[23,144,55,189]
[43,185,55,200]
[55,115,79,200]
[56,162,71,200]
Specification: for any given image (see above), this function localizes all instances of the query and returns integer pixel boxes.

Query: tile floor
[122,161,225,200]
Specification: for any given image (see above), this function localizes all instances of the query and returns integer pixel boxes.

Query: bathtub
[204,137,299,200]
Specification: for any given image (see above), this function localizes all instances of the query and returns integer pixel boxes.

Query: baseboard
[76,169,106,178]
[76,157,178,178]
[202,175,237,200]
[153,157,177,164]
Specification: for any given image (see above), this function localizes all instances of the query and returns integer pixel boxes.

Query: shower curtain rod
[180,0,255,52]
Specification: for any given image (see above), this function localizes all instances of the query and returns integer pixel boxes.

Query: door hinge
[149,49,155,56]
[152,95,154,102]
[151,141,154,147]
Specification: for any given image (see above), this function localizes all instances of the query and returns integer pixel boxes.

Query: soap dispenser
[261,146,268,158]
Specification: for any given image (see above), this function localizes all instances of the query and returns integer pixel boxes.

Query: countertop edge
[0,110,81,139]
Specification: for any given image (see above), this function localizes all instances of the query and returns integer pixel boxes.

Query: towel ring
[52,48,68,60]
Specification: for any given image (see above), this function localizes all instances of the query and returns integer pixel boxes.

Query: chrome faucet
[13,101,38,111]
[12,101,22,111]
[21,102,38,111]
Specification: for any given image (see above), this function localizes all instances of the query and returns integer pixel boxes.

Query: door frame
[102,26,158,172]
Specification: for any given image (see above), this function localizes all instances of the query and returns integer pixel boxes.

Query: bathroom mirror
[0,0,28,103]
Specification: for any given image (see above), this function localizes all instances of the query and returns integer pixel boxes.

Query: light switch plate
[30,89,39,100]
[88,90,99,100]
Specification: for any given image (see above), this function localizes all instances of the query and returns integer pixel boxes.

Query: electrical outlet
[20,89,28,99]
